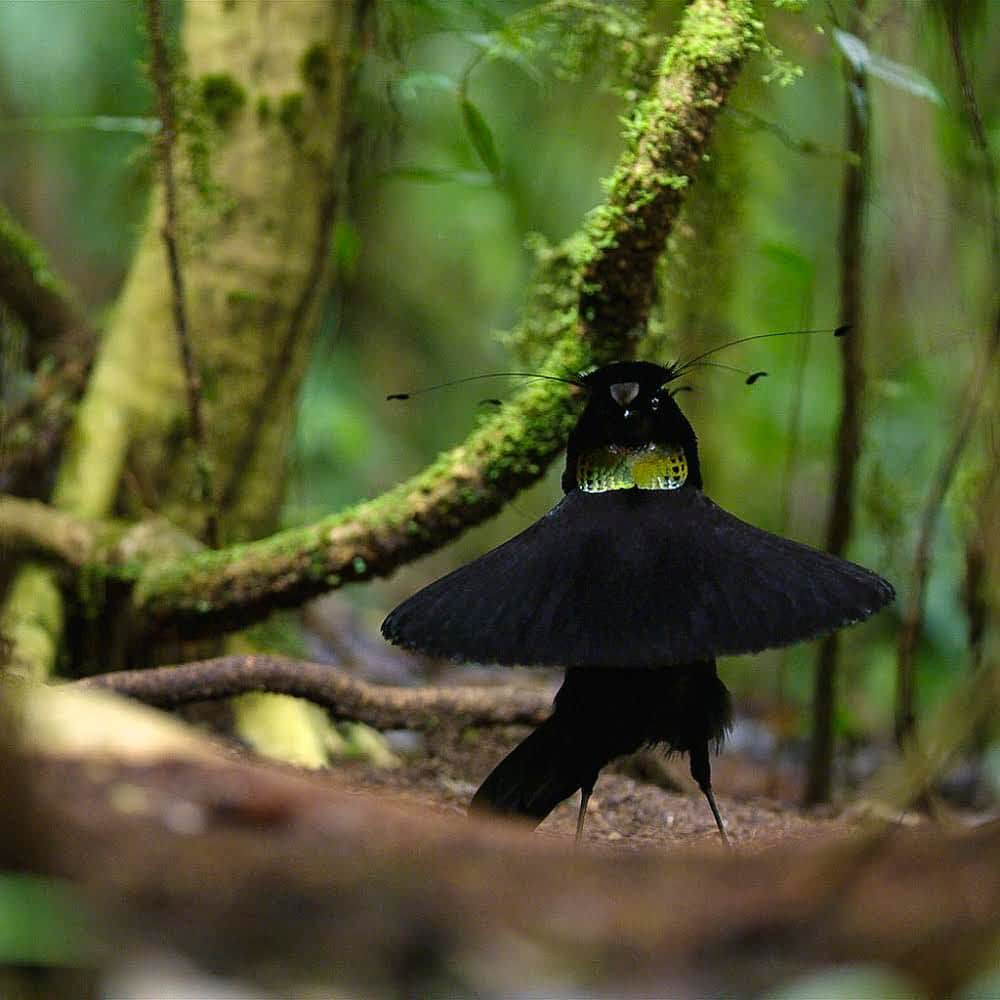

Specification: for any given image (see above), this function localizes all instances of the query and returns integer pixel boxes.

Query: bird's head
[563,360,702,493]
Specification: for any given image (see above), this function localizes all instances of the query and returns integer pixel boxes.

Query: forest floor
[339,719,856,852]
[13,698,999,999]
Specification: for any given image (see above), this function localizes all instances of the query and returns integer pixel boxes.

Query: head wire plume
[669,325,850,382]
[387,372,584,401]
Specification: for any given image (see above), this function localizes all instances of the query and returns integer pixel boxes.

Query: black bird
[382,360,894,843]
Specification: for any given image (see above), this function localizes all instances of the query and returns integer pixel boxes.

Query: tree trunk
[4,0,365,760]
[55,0,359,544]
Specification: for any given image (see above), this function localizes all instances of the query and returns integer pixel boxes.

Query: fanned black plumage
[382,360,895,841]
[382,487,894,668]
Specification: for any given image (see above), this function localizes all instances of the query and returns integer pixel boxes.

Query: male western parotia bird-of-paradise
[383,347,894,845]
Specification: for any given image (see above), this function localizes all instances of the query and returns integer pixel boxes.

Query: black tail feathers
[470,664,732,829]
[470,713,597,825]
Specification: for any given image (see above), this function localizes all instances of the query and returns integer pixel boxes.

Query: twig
[769,292,813,796]
[895,4,1000,747]
[804,0,870,806]
[962,457,998,688]
[725,106,856,163]
[74,654,553,730]
[145,0,218,549]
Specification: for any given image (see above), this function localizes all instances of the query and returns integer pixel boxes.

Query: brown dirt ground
[334,721,855,852]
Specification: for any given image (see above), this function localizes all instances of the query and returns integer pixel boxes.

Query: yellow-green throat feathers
[577,442,688,492]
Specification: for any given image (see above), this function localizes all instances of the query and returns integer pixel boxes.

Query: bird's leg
[575,780,594,847]
[689,740,730,848]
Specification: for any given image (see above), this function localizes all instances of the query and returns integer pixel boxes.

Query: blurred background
[0,0,996,788]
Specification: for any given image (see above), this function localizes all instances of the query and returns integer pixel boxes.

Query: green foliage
[0,204,66,299]
[329,219,362,280]
[460,97,503,181]
[495,0,664,98]
[500,233,584,369]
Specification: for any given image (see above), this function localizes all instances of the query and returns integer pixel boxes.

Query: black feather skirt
[382,488,895,668]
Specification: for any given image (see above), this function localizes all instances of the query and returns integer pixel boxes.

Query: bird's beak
[610,382,640,409]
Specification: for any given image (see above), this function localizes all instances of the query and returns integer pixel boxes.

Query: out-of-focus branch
[37,750,1000,997]
[0,205,98,495]
[129,0,761,640]
[144,0,218,548]
[74,654,553,730]
[4,0,762,648]
[0,496,103,567]
[895,4,1000,747]
[804,0,870,806]
[579,0,759,350]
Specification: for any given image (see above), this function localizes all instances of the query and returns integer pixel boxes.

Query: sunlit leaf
[833,30,943,105]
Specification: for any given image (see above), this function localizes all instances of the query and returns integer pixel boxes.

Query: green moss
[226,288,259,307]
[0,204,66,298]
[199,73,246,128]
[256,95,271,124]
[300,44,332,91]
[277,92,305,142]
[663,0,760,74]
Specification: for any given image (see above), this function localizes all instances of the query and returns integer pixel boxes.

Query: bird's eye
[650,395,661,411]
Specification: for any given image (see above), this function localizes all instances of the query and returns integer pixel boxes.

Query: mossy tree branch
[0,496,107,567]
[0,204,98,496]
[580,0,761,346]
[127,0,762,642]
[3,0,761,650]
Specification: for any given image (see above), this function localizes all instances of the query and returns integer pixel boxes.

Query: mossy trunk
[56,0,358,544]
[9,0,364,760]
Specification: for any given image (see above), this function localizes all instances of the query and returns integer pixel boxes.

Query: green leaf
[460,98,502,182]
[383,166,494,187]
[833,30,943,106]
[394,72,456,103]
[486,40,545,87]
